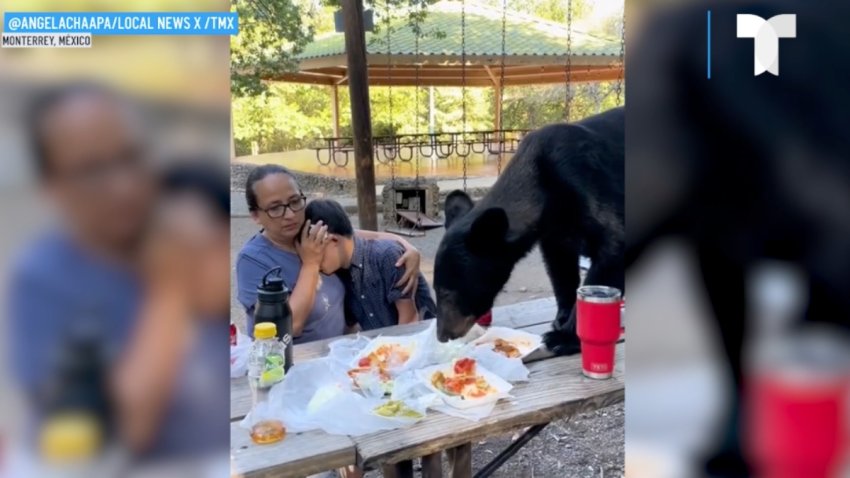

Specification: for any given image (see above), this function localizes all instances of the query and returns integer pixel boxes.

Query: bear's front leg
[543,307,581,356]
[539,234,582,355]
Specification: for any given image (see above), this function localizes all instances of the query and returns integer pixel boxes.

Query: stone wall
[230,162,358,196]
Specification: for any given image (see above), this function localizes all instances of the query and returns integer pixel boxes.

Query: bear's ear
[445,190,474,229]
[466,207,509,253]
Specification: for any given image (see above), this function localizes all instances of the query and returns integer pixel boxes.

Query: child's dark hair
[245,164,299,212]
[303,199,354,237]
[162,160,229,221]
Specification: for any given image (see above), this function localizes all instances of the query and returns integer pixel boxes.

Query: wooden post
[331,84,341,143]
[342,0,378,231]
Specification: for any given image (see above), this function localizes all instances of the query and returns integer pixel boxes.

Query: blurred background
[0,1,231,476]
[626,0,850,477]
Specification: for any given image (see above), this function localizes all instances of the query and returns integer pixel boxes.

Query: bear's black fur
[434,107,624,354]
[628,2,850,476]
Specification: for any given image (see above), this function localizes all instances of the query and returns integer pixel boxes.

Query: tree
[231,0,319,97]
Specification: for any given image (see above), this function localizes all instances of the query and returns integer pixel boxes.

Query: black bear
[628,2,850,476]
[433,107,624,356]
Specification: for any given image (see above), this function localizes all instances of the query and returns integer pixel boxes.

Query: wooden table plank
[230,422,356,478]
[492,297,557,329]
[351,345,625,468]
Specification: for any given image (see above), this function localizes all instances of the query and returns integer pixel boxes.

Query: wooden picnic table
[230,297,625,478]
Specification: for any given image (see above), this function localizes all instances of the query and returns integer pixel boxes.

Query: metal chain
[414,1,422,224]
[386,1,397,224]
[497,0,507,176]
[565,0,573,122]
[461,0,468,192]
[614,11,625,106]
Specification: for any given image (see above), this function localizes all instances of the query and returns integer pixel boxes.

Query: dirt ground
[230,213,624,478]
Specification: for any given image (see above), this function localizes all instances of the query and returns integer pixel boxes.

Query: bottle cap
[39,412,101,463]
[254,322,277,340]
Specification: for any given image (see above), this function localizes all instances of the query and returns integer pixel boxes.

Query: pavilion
[265,1,624,137]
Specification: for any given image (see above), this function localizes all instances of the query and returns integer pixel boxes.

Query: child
[303,199,437,331]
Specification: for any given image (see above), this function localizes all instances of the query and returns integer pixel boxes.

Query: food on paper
[373,400,423,419]
[347,368,394,395]
[349,339,415,379]
[430,358,496,399]
[419,359,513,409]
[472,327,542,359]
[492,338,522,358]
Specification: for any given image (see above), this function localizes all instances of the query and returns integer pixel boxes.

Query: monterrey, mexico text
[2,33,91,48]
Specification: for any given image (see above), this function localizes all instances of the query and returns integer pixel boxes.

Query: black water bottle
[254,267,293,371]
[38,316,111,461]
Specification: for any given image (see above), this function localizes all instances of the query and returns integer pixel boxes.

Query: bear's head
[434,190,514,342]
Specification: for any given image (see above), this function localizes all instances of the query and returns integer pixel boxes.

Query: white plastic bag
[230,331,251,378]
[327,334,372,366]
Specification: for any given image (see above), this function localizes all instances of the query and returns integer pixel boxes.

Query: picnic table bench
[230,297,625,477]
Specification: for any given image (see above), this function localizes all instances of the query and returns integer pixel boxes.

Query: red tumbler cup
[576,285,622,379]
[745,330,850,478]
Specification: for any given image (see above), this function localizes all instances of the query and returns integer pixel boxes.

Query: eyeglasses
[258,195,306,218]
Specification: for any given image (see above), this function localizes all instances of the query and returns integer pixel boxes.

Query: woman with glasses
[236,164,422,343]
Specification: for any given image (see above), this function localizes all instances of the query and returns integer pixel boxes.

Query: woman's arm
[354,229,421,294]
[113,284,192,453]
[395,299,419,325]
[112,219,195,453]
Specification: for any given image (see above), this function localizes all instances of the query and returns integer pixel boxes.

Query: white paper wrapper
[352,333,431,374]
[470,346,530,382]
[471,326,543,359]
[417,361,513,410]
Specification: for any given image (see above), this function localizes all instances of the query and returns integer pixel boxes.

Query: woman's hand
[296,219,329,267]
[394,240,421,295]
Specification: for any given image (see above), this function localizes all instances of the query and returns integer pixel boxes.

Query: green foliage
[501,82,623,129]
[231,0,320,97]
[231,0,625,155]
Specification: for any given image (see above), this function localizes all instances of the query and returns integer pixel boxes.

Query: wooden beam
[299,53,620,70]
[482,65,499,86]
[342,0,378,231]
[268,65,623,87]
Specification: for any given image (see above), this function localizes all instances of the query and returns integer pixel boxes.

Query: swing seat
[386,209,443,237]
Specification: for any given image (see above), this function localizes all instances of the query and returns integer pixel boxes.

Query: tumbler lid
[576,285,622,303]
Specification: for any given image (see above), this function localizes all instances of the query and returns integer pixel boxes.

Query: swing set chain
[461,0,468,192]
[386,0,397,223]
[565,0,573,122]
[614,11,625,106]
[414,1,422,223]
[497,0,507,177]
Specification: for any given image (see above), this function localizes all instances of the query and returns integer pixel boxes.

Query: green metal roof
[297,1,619,61]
